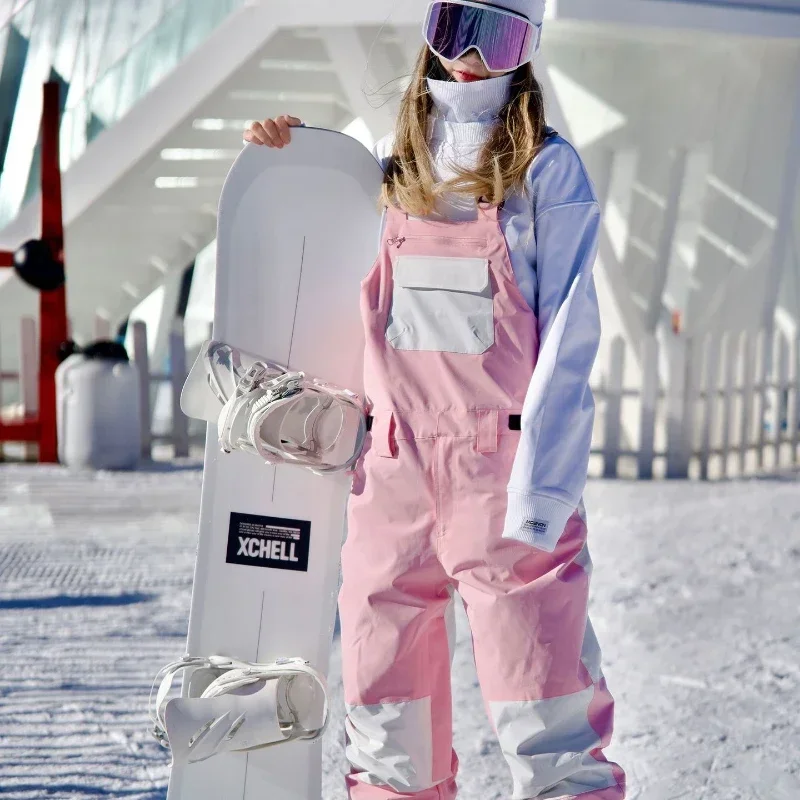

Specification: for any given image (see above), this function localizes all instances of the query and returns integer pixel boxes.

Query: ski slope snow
[0,463,798,799]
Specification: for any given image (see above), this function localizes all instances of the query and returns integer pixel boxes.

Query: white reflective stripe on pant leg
[580,617,603,684]
[490,687,620,800]
[573,540,593,578]
[576,497,588,525]
[345,698,435,793]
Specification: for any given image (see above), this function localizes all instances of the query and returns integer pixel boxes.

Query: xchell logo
[237,536,300,563]
[227,512,311,572]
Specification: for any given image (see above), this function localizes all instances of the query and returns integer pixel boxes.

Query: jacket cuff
[502,491,575,553]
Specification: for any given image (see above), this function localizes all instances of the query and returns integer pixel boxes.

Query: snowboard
[165,129,384,800]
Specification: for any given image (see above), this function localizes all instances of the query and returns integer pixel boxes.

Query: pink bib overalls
[339,203,626,800]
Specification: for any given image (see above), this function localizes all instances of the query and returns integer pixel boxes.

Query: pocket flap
[394,256,489,293]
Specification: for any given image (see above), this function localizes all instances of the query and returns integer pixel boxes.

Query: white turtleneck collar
[422,72,514,219]
[426,72,514,123]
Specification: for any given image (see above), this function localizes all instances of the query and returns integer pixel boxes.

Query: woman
[245,2,626,797]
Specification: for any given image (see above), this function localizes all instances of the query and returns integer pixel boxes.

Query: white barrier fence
[130,320,191,461]
[594,329,800,480]
[1,316,799,477]
[0,317,38,460]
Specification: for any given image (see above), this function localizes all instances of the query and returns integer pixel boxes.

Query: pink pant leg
[438,434,626,800]
[339,436,458,799]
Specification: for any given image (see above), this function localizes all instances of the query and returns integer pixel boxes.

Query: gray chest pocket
[386,255,494,355]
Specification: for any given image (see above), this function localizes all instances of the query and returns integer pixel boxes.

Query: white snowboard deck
[167,130,383,800]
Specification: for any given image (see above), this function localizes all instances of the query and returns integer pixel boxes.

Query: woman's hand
[243,115,303,148]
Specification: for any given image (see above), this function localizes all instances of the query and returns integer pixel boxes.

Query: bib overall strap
[476,201,500,223]
[476,409,499,454]
[371,411,396,459]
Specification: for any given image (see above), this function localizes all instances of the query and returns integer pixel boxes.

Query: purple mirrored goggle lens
[425,2,536,73]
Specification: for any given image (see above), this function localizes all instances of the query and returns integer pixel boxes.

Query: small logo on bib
[226,512,310,572]
[522,519,549,538]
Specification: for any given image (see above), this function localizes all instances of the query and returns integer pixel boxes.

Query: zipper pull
[386,236,405,248]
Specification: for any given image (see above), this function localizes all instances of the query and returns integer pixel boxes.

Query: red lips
[454,69,482,82]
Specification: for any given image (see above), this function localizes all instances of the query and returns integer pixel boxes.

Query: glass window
[0,0,246,213]
[22,66,68,204]
[1,0,32,27]
[0,0,67,218]
[142,0,188,93]
[59,97,85,167]
[0,2,13,27]
[0,24,28,177]
[51,0,83,89]
[88,57,122,127]
[0,21,9,67]
[11,0,33,36]
[114,35,151,120]
[95,1,136,77]
[83,0,114,87]
[134,0,166,41]
[0,0,37,224]
[181,0,227,58]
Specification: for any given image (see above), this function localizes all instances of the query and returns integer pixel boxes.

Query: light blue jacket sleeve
[502,136,602,552]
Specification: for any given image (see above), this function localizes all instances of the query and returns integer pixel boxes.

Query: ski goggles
[423,1,541,73]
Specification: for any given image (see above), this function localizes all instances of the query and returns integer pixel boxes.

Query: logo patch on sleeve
[226,512,310,572]
[521,519,549,537]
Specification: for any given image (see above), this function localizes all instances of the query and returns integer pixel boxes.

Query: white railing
[130,320,192,461]
[0,318,197,462]
[2,317,799,476]
[0,316,38,461]
[593,329,800,479]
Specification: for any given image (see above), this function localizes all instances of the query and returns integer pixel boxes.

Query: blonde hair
[380,45,548,217]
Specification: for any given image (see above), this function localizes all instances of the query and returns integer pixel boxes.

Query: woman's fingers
[244,116,303,147]
[244,120,269,145]
[272,115,304,146]
[275,116,293,145]
[262,118,284,147]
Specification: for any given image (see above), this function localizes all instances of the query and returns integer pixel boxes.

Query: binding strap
[477,408,499,454]
[364,413,522,450]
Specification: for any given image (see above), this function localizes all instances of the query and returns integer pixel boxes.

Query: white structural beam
[549,0,800,37]
[0,0,427,256]
[322,27,396,144]
[601,148,639,266]
[538,59,648,363]
[647,148,689,333]
[762,74,800,332]
[668,148,712,332]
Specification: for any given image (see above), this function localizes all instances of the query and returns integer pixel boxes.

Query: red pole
[37,81,67,463]
[0,82,67,457]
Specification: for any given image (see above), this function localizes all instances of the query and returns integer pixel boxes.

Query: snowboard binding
[181,340,368,475]
[150,655,329,765]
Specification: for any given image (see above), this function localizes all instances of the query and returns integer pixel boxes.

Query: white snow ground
[0,463,798,800]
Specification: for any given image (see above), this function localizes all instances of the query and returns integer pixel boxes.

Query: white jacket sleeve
[372,132,395,171]
[371,133,394,245]
[503,152,602,552]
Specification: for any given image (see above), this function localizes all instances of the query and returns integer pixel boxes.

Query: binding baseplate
[181,340,368,475]
[150,655,329,765]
